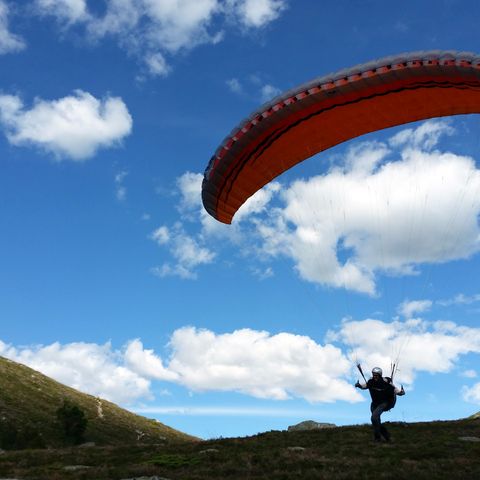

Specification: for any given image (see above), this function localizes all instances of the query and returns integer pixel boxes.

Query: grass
[0,418,478,479]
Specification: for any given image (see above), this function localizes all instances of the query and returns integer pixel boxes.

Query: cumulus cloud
[0,1,26,54]
[228,0,287,28]
[234,181,280,221]
[151,171,282,279]
[0,328,361,404]
[155,120,480,293]
[463,383,480,404]
[398,299,433,318]
[0,90,132,160]
[150,223,216,279]
[329,318,480,385]
[167,327,359,402]
[176,171,204,211]
[124,339,178,381]
[35,0,89,25]
[37,0,287,77]
[0,339,151,405]
[2,317,480,405]
[251,120,480,294]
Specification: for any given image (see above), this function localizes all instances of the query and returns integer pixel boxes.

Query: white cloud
[260,83,281,102]
[2,316,480,406]
[114,170,128,201]
[234,181,280,221]
[167,326,360,402]
[250,266,274,280]
[0,1,26,54]
[124,339,178,381]
[227,76,282,103]
[176,171,204,211]
[156,120,480,293]
[0,327,361,405]
[144,52,171,77]
[141,0,223,54]
[150,223,215,279]
[226,78,243,94]
[151,225,171,244]
[389,120,454,151]
[0,339,151,405]
[329,318,480,385]
[37,0,287,77]
[252,120,480,294]
[462,383,480,404]
[85,0,140,37]
[229,0,287,28]
[461,369,477,378]
[398,299,432,318]
[0,90,133,160]
[437,293,480,307]
[35,0,89,25]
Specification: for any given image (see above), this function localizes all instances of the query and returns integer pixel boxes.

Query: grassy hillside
[0,356,197,448]
[0,418,478,479]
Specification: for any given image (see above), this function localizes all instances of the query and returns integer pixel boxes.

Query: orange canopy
[202,51,480,224]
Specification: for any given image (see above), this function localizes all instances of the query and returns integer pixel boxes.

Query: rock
[458,436,480,442]
[0,449,5,455]
[119,477,171,480]
[78,441,96,447]
[287,446,306,452]
[287,420,336,431]
[64,465,92,471]
[199,448,219,454]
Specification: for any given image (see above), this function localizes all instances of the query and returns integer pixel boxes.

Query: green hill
[0,355,197,448]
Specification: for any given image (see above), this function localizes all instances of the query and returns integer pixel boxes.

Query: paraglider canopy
[202,50,480,224]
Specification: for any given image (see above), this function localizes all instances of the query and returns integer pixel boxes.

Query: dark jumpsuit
[366,377,396,441]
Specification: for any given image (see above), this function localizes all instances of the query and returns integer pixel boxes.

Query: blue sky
[1,0,480,439]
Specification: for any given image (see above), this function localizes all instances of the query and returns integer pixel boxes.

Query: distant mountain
[0,356,197,449]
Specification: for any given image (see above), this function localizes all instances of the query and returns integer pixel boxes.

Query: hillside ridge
[0,355,197,448]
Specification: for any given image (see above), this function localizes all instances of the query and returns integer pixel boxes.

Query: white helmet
[372,367,382,376]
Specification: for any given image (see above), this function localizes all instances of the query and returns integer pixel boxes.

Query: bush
[56,400,88,445]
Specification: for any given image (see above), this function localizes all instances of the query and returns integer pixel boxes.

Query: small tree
[56,400,88,445]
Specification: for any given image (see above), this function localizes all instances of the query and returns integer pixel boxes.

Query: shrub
[56,400,88,445]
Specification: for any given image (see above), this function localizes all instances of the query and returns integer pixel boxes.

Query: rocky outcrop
[287,420,336,431]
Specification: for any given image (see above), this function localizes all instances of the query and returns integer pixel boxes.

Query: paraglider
[202,50,480,224]
[201,52,480,440]
[355,366,405,442]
